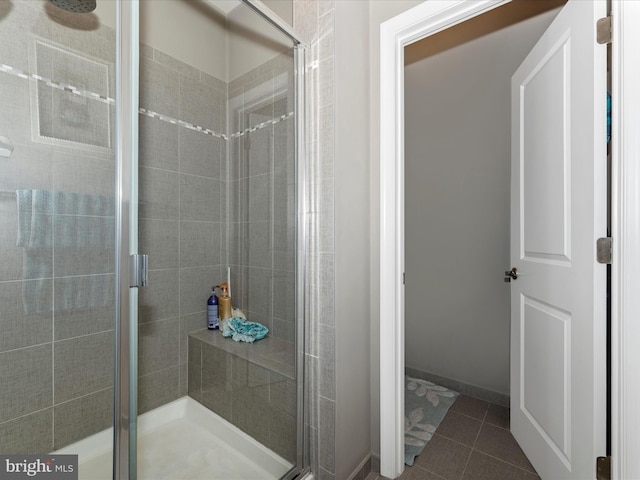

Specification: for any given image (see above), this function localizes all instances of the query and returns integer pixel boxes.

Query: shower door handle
[130,254,149,288]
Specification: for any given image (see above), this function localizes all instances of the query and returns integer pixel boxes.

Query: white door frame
[378,1,640,478]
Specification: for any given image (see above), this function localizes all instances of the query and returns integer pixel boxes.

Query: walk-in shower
[0,0,306,478]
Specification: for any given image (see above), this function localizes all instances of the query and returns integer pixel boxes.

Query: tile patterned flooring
[369,395,540,480]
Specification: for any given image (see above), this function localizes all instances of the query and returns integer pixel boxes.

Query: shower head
[48,0,96,13]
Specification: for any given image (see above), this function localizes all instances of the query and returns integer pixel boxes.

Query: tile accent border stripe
[228,112,295,139]
[0,63,293,142]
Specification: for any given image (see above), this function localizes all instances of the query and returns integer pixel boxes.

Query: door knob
[504,267,518,282]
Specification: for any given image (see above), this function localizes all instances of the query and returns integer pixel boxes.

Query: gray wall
[334,1,371,479]
[228,1,293,81]
[138,44,227,414]
[403,10,560,395]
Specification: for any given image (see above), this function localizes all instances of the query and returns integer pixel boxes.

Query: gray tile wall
[0,1,229,452]
[188,333,297,463]
[227,52,296,345]
[293,0,337,478]
[138,45,227,414]
[141,47,298,457]
[0,0,116,454]
[1,0,301,463]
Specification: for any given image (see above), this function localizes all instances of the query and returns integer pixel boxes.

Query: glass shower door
[134,1,304,478]
[2,1,306,478]
[0,1,118,478]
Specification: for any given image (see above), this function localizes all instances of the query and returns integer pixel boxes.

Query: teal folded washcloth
[221,317,269,343]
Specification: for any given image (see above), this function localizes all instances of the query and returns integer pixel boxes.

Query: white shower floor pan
[54,396,292,480]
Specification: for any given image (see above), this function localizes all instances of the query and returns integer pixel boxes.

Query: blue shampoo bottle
[207,287,219,330]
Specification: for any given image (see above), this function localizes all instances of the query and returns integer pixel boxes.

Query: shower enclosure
[0,0,306,479]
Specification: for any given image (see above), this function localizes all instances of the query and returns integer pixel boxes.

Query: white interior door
[510,1,607,479]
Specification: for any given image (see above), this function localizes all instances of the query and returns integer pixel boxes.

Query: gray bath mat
[405,375,459,466]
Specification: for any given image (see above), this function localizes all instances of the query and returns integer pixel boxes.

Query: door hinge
[596,456,611,480]
[597,16,612,45]
[403,272,405,285]
[597,237,612,264]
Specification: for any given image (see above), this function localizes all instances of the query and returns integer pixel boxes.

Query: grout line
[0,326,117,355]
[430,431,472,451]
[0,406,53,427]
[471,450,539,477]
[451,408,488,423]
[1,273,116,285]
[138,363,180,380]
[454,439,474,479]
[52,386,113,408]
[410,463,447,480]
[431,399,533,480]
[0,340,53,355]
[51,156,57,448]
[459,407,487,479]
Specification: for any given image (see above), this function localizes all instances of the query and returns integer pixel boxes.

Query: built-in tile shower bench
[187,330,296,463]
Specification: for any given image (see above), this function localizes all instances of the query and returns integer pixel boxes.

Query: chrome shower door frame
[241,3,310,478]
[292,43,308,480]
[113,1,140,479]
